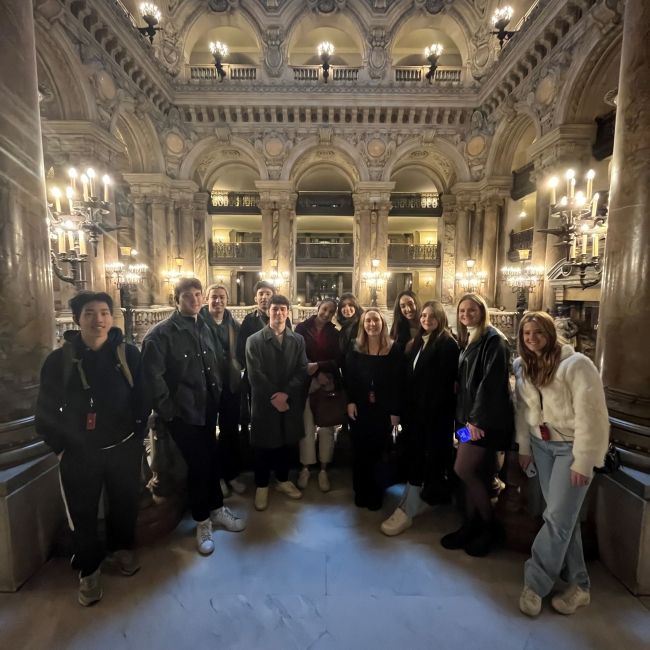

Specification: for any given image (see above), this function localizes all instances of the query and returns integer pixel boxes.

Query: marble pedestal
[595,469,650,595]
[0,454,64,592]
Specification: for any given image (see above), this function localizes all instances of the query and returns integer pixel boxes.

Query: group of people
[35,279,610,620]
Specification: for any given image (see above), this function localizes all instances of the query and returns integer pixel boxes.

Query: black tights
[454,444,494,523]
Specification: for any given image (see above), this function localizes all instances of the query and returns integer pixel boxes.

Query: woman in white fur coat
[514,312,609,618]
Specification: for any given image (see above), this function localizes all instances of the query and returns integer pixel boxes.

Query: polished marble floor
[1,470,649,650]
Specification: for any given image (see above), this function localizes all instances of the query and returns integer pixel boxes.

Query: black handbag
[594,442,621,474]
[309,387,348,427]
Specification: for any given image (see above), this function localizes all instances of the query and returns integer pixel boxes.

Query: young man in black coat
[141,278,246,557]
[35,291,149,606]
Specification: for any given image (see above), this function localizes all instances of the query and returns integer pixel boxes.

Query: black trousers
[169,415,223,522]
[254,446,291,487]
[402,426,453,496]
[350,425,393,510]
[59,435,142,577]
[217,385,242,482]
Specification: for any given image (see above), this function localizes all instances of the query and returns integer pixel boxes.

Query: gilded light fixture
[317,41,335,83]
[424,43,443,84]
[138,3,162,43]
[209,41,229,82]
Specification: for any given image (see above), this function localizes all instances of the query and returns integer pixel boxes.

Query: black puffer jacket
[141,310,221,425]
[35,328,148,454]
[456,326,514,443]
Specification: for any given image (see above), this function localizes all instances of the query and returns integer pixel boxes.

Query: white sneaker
[318,470,331,492]
[210,506,246,532]
[297,467,310,489]
[78,568,103,607]
[255,487,269,511]
[196,519,214,555]
[380,507,413,536]
[519,585,542,616]
[220,479,231,498]
[551,585,590,615]
[228,478,247,495]
[276,480,303,499]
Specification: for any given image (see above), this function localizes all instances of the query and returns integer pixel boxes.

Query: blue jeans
[524,436,590,596]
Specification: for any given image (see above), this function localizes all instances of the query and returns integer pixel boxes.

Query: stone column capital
[528,124,597,179]
[123,173,173,201]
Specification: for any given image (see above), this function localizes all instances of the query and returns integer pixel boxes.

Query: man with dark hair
[200,283,246,496]
[142,277,245,556]
[246,294,307,510]
[36,291,149,606]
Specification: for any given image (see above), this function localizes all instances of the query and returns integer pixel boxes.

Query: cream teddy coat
[514,344,610,477]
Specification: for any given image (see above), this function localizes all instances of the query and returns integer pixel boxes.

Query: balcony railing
[394,66,462,84]
[296,192,354,216]
[209,241,262,266]
[388,243,441,267]
[296,241,353,266]
[208,191,260,214]
[507,228,534,262]
[189,64,258,81]
[389,192,443,216]
[291,66,360,82]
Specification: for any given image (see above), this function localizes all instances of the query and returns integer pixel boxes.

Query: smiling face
[269,303,289,329]
[256,288,274,314]
[458,299,482,328]
[399,295,417,321]
[522,320,549,357]
[208,287,228,317]
[363,310,383,338]
[340,299,356,319]
[316,301,336,324]
[177,287,203,316]
[78,300,113,347]
[420,306,439,334]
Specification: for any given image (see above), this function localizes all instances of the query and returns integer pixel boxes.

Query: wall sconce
[424,43,443,84]
[138,3,162,44]
[317,41,334,83]
[209,41,229,82]
[491,6,516,49]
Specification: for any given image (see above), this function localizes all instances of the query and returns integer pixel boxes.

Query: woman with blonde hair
[515,311,609,617]
[344,309,402,510]
[441,292,514,556]
[380,301,459,536]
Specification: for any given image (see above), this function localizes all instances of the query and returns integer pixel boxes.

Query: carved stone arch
[178,136,268,189]
[388,162,446,194]
[390,7,472,68]
[204,160,262,192]
[554,31,622,127]
[281,136,368,185]
[35,23,96,121]
[382,138,471,189]
[111,110,165,174]
[178,5,264,67]
[484,111,540,177]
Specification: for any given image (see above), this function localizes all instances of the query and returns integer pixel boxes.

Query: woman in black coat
[441,292,514,557]
[389,290,421,352]
[335,292,363,356]
[344,309,402,511]
[380,301,459,536]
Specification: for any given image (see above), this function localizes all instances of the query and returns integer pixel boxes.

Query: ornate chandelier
[542,168,607,289]
[456,258,487,293]
[362,258,390,307]
[491,6,516,48]
[260,258,289,290]
[138,3,162,43]
[317,41,334,83]
[209,41,229,81]
[501,249,544,313]
[48,167,114,291]
[424,43,443,84]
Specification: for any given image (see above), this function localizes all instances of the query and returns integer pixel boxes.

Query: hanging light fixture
[317,41,335,83]
[424,43,444,84]
[259,258,289,289]
[362,258,390,307]
[501,249,544,314]
[138,3,162,44]
[491,6,516,49]
[209,41,229,82]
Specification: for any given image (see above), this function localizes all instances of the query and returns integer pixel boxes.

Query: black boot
[464,519,504,557]
[440,517,481,550]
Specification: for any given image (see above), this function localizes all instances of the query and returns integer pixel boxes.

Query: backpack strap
[116,342,134,388]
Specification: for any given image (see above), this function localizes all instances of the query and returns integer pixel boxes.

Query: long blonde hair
[355,309,392,355]
[517,311,563,387]
[456,293,491,347]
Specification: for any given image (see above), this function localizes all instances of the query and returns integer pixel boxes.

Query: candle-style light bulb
[68,167,77,190]
[586,169,595,200]
[86,168,96,197]
[102,174,111,202]
[51,186,62,213]
[548,176,559,205]
[65,186,75,213]
[80,173,89,201]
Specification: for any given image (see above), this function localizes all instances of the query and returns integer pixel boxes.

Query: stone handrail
[189,64,258,81]
[394,66,462,84]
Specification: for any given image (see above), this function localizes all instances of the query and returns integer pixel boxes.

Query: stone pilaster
[256,181,297,300]
[353,182,394,308]
[478,186,510,307]
[440,195,457,305]
[193,192,210,288]
[596,0,650,459]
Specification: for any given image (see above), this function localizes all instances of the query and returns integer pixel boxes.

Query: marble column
[0,0,55,467]
[277,195,298,300]
[596,0,650,459]
[150,200,171,305]
[193,192,209,288]
[481,199,501,307]
[132,199,152,305]
[352,198,372,305]
[454,204,471,301]
[470,206,483,262]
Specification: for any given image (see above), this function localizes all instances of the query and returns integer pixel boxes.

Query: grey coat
[246,325,308,449]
